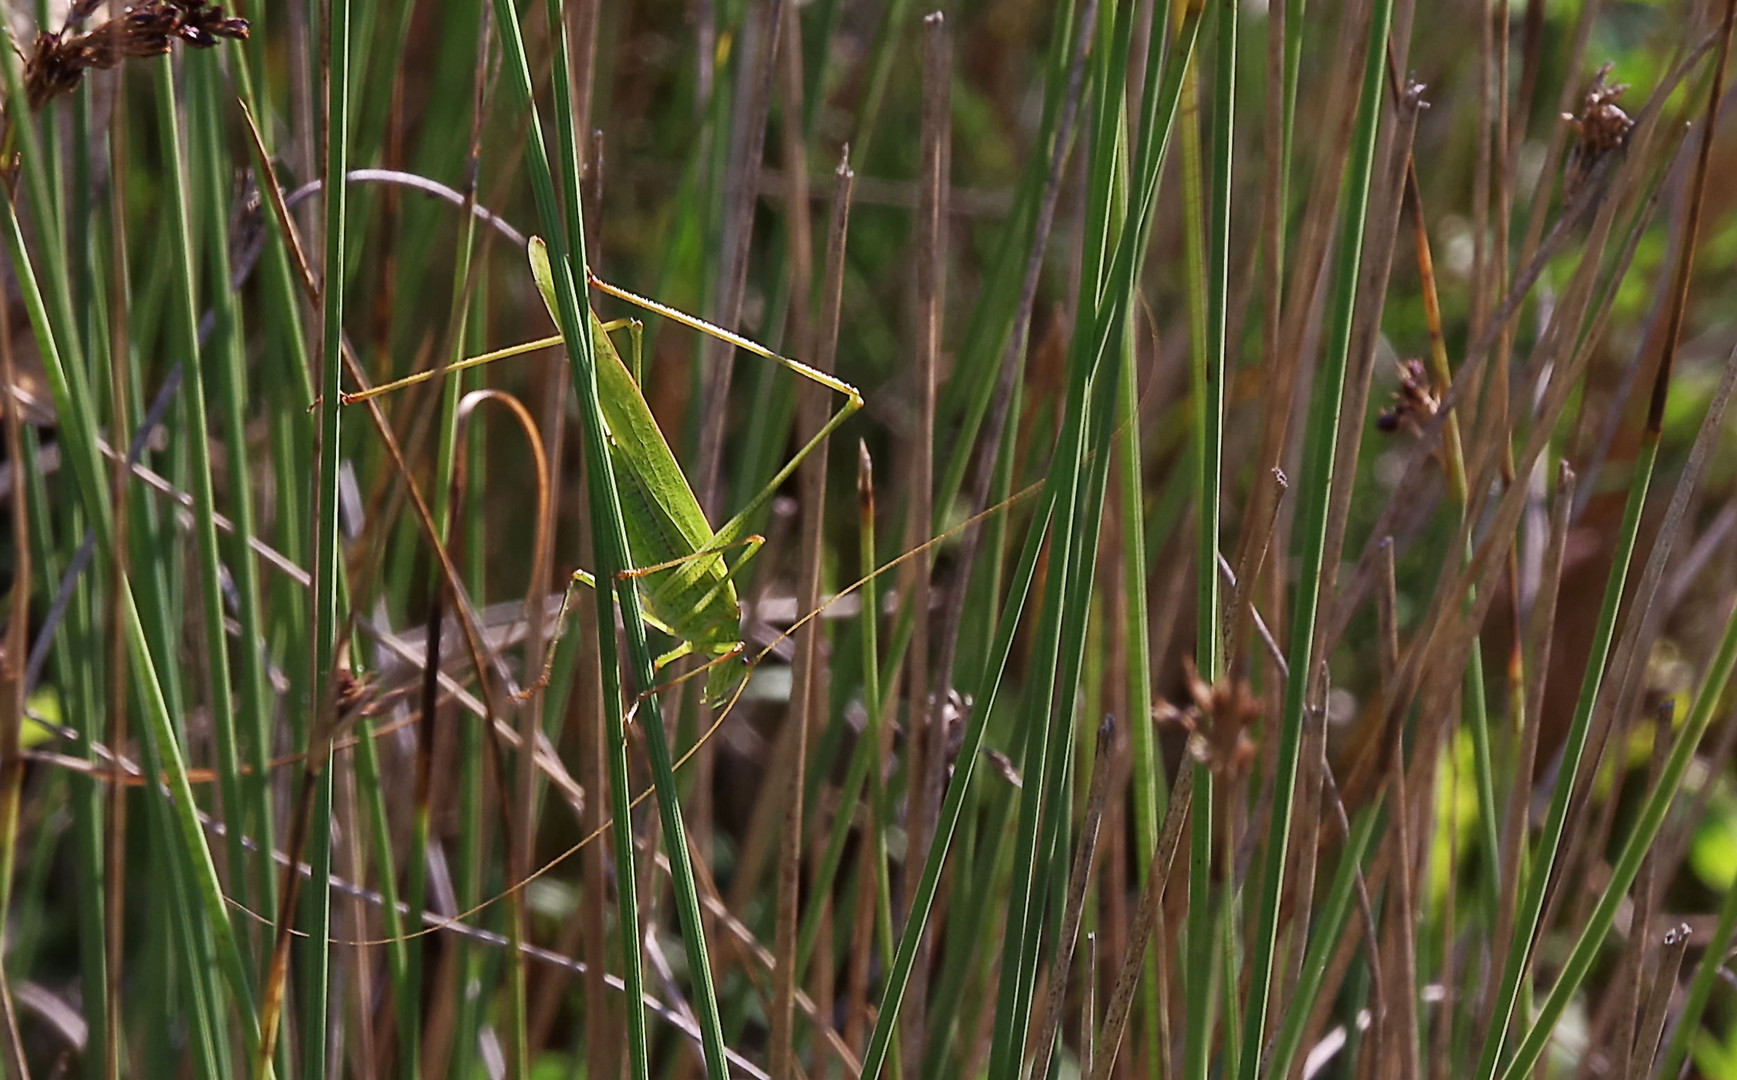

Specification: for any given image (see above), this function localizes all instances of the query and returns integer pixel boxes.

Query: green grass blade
[1236,1,1395,1076]
[490,2,734,1075]
[152,53,253,989]
[299,0,355,1069]
[4,181,259,1065]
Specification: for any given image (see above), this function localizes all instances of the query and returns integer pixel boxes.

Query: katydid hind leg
[615,531,764,582]
[587,273,865,547]
[710,383,861,547]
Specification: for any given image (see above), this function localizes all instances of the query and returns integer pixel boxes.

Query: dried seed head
[22,1,249,111]
[333,670,372,718]
[1376,358,1440,436]
[1563,64,1633,200]
[1155,659,1261,780]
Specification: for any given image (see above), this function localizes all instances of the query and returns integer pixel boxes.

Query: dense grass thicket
[4,0,1737,1078]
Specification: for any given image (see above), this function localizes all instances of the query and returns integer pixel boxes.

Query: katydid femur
[344,237,863,706]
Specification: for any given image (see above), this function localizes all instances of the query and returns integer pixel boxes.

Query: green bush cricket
[345,236,863,708]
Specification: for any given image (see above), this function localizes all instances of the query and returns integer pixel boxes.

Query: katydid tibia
[346,236,863,706]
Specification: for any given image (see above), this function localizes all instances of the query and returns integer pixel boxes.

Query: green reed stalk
[301,0,353,1069]
[1236,1,1395,1076]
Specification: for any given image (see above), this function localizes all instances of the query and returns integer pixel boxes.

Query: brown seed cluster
[1563,63,1633,200]
[1376,358,1440,435]
[22,0,249,111]
[1156,659,1261,780]
[333,669,372,719]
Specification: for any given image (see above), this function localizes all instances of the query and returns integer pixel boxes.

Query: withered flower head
[1155,658,1261,779]
[334,669,373,718]
[1376,358,1439,435]
[1562,64,1633,200]
[22,1,249,111]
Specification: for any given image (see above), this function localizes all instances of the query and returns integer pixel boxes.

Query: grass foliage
[3,0,1737,1078]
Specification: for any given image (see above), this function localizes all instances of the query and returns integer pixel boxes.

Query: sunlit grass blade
[1236,1,1396,1077]
[486,1,732,1076]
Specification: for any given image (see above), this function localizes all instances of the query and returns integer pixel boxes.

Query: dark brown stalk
[1315,69,1423,658]
[1343,102,1674,808]
[527,0,566,732]
[1484,0,1514,450]
[1375,539,1420,1080]
[1230,0,1374,656]
[258,706,343,1068]
[1091,762,1194,1080]
[1099,770,1129,1080]
[0,204,33,1080]
[925,0,1096,740]
[1494,463,1573,972]
[1233,0,1287,679]
[1470,0,1494,360]
[844,827,877,1054]
[567,0,602,181]
[1375,539,1398,687]
[1321,36,1718,661]
[579,163,613,1080]
[1080,935,1096,1080]
[286,0,318,247]
[693,3,785,939]
[1512,0,1546,163]
[809,823,835,1061]
[1567,335,1737,887]
[693,0,785,518]
[1322,752,1383,1080]
[1488,0,1528,744]
[777,0,815,363]
[1609,702,1674,1080]
[1276,694,1327,999]
[769,22,823,1070]
[1550,0,1737,948]
[1627,923,1691,1080]
[772,149,853,1080]
[336,754,375,1077]
[1515,0,1603,276]
[1033,716,1117,1080]
[901,15,949,1068]
[1226,470,1287,678]
[1126,0,1159,121]
[1650,0,1736,438]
